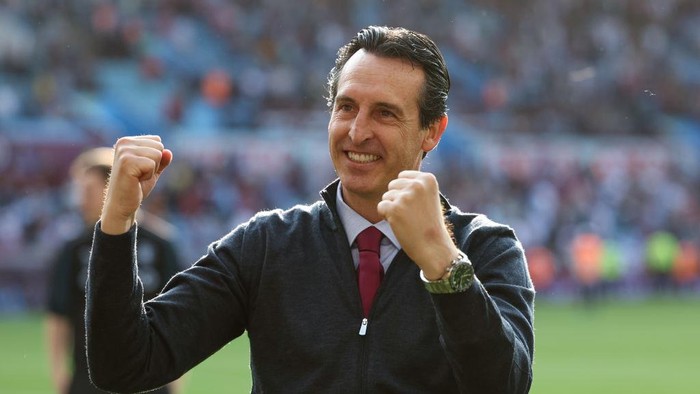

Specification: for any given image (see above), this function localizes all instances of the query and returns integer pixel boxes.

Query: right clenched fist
[100,135,173,235]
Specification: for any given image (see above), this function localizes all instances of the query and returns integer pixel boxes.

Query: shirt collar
[335,182,401,249]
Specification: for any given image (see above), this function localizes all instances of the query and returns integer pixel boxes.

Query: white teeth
[348,151,379,163]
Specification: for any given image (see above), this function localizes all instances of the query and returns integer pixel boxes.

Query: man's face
[328,50,442,210]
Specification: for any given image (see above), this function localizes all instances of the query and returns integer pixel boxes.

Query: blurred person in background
[45,148,184,394]
[645,230,680,293]
[86,26,534,393]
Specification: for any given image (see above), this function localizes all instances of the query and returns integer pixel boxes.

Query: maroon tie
[356,226,384,317]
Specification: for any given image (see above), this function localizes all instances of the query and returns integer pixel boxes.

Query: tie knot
[356,226,383,254]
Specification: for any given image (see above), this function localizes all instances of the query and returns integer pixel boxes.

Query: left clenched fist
[377,170,460,279]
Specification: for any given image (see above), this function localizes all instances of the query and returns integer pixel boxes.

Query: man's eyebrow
[334,95,406,117]
[375,101,405,117]
[334,94,355,104]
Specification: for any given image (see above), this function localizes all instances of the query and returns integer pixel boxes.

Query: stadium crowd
[1,0,699,310]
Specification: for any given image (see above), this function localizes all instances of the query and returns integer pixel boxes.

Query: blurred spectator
[571,232,604,302]
[672,241,699,288]
[525,246,556,293]
[600,239,624,295]
[44,148,184,393]
[645,230,680,292]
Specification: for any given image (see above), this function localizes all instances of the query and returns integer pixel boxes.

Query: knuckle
[420,173,438,190]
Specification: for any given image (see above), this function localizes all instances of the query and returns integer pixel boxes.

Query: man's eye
[380,110,394,118]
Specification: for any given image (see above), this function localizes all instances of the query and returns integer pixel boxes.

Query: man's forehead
[336,50,425,102]
[343,49,422,75]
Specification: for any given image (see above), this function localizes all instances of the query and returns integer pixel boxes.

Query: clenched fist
[377,170,461,280]
[100,135,173,235]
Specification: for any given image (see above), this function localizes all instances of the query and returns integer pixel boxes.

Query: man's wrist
[420,247,462,280]
[99,210,136,235]
[420,251,474,294]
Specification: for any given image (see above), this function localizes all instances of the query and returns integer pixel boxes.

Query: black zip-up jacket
[86,180,535,393]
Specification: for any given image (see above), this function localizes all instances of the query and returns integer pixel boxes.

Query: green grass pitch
[1,297,697,393]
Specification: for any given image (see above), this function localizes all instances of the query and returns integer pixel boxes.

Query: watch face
[449,261,474,292]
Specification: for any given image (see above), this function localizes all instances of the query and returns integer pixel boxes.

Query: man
[86,26,535,393]
[46,148,183,393]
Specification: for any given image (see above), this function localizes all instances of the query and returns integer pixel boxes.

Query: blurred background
[0,0,698,393]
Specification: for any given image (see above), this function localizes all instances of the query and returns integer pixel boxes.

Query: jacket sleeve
[85,222,248,393]
[431,218,535,393]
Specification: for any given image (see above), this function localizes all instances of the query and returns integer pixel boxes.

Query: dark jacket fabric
[86,180,535,393]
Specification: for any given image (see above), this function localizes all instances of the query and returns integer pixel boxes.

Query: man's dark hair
[326,26,450,130]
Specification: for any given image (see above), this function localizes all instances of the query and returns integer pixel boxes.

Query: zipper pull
[358,318,368,336]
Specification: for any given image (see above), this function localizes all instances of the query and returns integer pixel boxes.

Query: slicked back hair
[326,26,450,130]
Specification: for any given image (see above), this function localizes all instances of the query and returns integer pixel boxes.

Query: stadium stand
[1,0,698,310]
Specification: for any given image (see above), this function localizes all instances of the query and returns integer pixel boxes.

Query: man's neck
[339,186,383,224]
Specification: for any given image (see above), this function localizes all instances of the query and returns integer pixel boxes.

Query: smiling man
[86,26,535,393]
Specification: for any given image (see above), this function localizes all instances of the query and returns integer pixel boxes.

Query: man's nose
[348,110,373,143]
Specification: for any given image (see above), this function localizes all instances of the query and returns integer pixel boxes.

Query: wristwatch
[420,251,474,294]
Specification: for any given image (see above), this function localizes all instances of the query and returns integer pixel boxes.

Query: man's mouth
[347,151,380,163]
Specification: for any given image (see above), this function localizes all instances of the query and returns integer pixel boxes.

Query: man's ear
[422,115,448,153]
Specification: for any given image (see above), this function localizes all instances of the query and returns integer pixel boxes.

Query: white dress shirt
[335,182,401,272]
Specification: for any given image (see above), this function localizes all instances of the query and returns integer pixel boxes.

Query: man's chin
[340,179,383,199]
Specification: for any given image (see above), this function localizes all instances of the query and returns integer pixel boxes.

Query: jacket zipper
[358,254,396,336]
[358,317,369,393]
[358,318,368,335]
[355,250,400,392]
